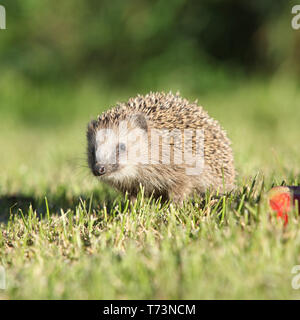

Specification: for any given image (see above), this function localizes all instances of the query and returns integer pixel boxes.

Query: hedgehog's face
[87,114,148,182]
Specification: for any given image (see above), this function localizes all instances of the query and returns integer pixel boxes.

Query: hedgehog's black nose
[94,164,106,176]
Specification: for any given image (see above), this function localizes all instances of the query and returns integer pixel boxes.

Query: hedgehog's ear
[129,113,148,131]
[87,120,97,132]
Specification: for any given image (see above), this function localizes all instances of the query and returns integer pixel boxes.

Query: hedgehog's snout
[93,163,106,176]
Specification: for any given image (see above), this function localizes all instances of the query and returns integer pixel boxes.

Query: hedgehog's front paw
[129,195,137,204]
[168,182,192,206]
[168,193,185,207]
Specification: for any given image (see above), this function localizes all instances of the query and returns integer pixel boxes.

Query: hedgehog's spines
[88,91,235,201]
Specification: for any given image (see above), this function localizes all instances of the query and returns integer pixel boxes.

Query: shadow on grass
[0,186,120,223]
[0,195,36,222]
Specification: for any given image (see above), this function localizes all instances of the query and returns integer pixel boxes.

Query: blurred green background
[0,0,300,198]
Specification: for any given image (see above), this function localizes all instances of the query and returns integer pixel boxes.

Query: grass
[1,73,300,299]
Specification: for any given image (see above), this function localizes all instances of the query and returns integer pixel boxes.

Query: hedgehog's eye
[119,143,126,152]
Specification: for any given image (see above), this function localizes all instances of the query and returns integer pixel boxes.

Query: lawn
[1,73,300,299]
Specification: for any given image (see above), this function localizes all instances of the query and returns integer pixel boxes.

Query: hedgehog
[87,92,235,203]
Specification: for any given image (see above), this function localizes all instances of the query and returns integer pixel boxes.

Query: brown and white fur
[87,92,235,203]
